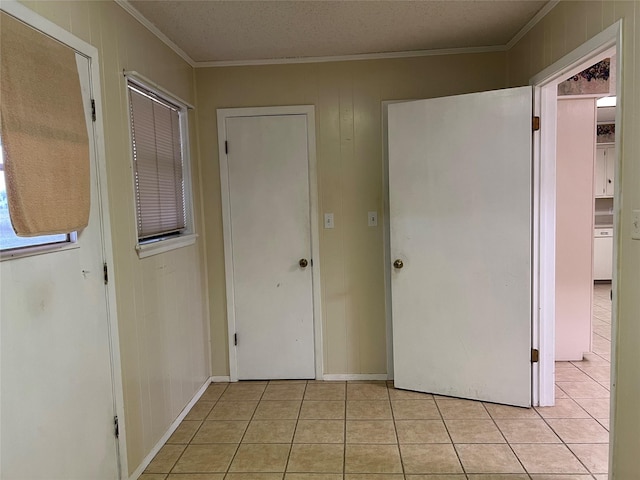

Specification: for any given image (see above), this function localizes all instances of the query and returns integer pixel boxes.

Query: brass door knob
[393,259,404,269]
[299,258,309,268]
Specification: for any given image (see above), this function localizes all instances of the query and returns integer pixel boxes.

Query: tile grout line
[432,396,468,477]
[385,381,407,479]
[282,379,309,478]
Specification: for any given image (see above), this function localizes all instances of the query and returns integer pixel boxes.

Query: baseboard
[211,375,231,382]
[128,376,213,480]
[322,373,389,381]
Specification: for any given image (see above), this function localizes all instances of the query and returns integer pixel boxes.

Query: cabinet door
[605,145,616,197]
[595,147,607,197]
[593,232,613,280]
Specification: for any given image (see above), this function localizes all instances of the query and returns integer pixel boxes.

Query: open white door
[388,87,532,407]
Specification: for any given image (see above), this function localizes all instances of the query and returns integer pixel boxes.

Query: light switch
[324,213,334,229]
[632,210,640,240]
[368,211,378,227]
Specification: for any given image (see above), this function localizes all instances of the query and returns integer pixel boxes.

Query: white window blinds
[128,82,186,240]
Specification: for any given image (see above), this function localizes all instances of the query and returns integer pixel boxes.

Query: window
[0,138,74,256]
[127,77,194,256]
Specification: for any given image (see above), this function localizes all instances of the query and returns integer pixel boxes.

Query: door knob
[299,258,308,268]
[393,259,404,269]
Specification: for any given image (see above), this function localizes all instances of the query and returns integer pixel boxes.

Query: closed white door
[0,54,119,478]
[224,114,315,380]
[388,87,533,407]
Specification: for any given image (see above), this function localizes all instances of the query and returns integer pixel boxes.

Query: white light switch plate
[324,213,334,229]
[632,210,640,240]
[368,211,378,227]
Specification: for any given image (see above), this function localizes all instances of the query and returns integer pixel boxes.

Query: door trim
[530,21,622,407]
[217,105,323,382]
[0,1,127,476]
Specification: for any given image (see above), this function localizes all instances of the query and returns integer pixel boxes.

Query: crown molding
[115,0,196,67]
[116,0,558,69]
[506,0,560,50]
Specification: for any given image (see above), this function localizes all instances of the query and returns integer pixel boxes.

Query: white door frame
[531,21,622,407]
[217,106,323,382]
[0,1,127,476]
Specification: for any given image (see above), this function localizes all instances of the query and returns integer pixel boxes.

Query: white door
[0,55,119,478]
[388,87,533,407]
[223,114,315,380]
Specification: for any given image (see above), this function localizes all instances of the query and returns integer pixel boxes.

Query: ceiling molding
[115,0,196,67]
[506,0,560,50]
[116,0,558,69]
[194,45,507,68]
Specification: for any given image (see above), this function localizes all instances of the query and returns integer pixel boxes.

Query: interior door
[388,87,532,407]
[225,114,315,380]
[0,54,119,478]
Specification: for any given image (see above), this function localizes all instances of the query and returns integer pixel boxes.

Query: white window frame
[124,72,196,258]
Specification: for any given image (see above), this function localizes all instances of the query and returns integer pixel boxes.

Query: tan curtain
[0,12,90,237]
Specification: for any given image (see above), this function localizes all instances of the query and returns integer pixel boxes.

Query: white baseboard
[128,376,213,480]
[322,373,389,381]
[211,375,231,382]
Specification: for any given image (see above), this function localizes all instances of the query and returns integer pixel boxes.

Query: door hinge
[91,99,96,122]
[234,333,238,346]
[103,263,109,285]
[531,348,539,363]
[532,116,540,131]
[114,416,119,438]
[225,141,228,154]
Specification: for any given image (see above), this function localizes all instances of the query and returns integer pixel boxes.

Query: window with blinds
[127,80,188,242]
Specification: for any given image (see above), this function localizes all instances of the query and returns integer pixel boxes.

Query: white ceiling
[125,0,551,65]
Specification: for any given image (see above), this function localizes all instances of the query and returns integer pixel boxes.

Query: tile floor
[141,283,612,480]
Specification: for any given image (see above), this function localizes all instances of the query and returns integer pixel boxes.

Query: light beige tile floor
[142,284,612,479]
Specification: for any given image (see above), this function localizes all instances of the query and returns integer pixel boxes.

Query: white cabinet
[594,228,613,280]
[595,145,615,197]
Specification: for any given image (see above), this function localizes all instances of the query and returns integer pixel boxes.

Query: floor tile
[168,421,202,444]
[145,444,186,473]
[243,419,297,443]
[555,368,593,382]
[346,400,393,419]
[220,383,266,402]
[511,444,588,474]
[401,444,463,474]
[199,384,228,402]
[345,444,402,473]
[304,383,346,401]
[555,386,568,399]
[405,475,466,480]
[494,418,561,443]
[254,400,302,420]
[286,474,342,480]
[395,419,450,443]
[528,475,593,480]
[546,418,609,443]
[139,474,168,480]
[535,399,590,419]
[225,474,283,480]
[228,443,290,472]
[445,419,504,443]
[346,420,397,443]
[299,400,345,419]
[207,401,257,421]
[347,382,390,400]
[185,401,216,421]
[166,474,225,480]
[568,443,609,474]
[389,387,434,400]
[190,420,247,444]
[483,403,540,419]
[294,419,344,443]
[436,398,490,419]
[287,443,344,473]
[391,399,441,419]
[455,444,523,474]
[466,475,530,480]
[573,398,610,418]
[345,475,405,480]
[263,383,306,401]
[172,444,237,473]
[596,417,609,430]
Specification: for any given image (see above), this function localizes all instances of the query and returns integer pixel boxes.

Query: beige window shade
[0,12,90,237]
[128,83,185,240]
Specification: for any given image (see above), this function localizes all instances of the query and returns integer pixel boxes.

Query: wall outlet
[632,210,640,240]
[368,211,378,227]
[324,213,334,229]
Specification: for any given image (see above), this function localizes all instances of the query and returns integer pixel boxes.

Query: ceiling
[125,0,551,65]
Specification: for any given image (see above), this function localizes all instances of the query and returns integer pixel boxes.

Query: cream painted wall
[507,1,640,476]
[19,1,211,475]
[196,53,508,377]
